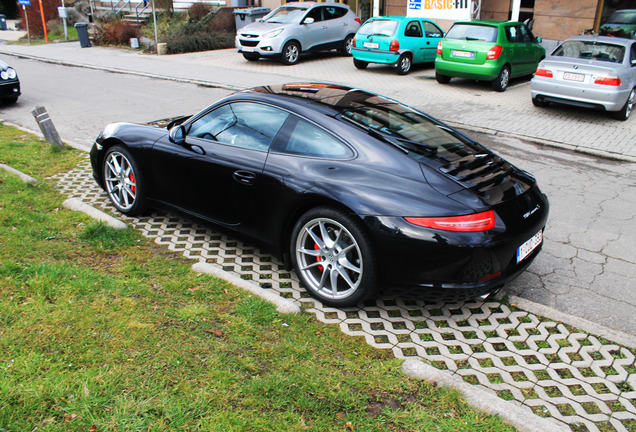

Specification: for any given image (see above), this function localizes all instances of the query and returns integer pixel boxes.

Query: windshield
[263,6,308,24]
[553,40,625,63]
[339,103,477,162]
[606,10,636,24]
[357,19,398,37]
[445,24,498,42]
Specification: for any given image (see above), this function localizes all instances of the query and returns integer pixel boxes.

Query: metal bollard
[31,106,65,149]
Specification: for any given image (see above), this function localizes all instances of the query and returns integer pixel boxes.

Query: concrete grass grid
[52,160,636,432]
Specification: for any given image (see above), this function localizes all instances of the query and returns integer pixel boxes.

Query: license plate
[451,50,474,58]
[363,42,379,49]
[563,72,584,82]
[517,230,543,263]
[241,47,254,52]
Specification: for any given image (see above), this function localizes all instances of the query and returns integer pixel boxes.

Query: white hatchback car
[235,2,361,65]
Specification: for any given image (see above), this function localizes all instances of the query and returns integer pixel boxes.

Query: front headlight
[262,28,284,39]
[1,68,17,80]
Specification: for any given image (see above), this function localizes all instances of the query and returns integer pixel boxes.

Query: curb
[0,163,39,184]
[62,198,128,230]
[401,359,570,432]
[192,261,301,315]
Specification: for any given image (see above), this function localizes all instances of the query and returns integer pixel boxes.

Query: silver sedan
[530,35,636,120]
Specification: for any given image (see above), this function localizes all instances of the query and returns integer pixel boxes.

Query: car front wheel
[341,34,354,55]
[281,41,300,65]
[103,145,146,215]
[492,66,510,92]
[612,87,635,121]
[291,207,377,307]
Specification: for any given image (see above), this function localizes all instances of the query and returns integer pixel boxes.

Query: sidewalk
[1,40,635,162]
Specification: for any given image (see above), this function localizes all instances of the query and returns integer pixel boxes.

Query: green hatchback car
[352,16,444,74]
[435,20,545,91]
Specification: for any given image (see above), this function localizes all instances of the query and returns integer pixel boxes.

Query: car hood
[238,21,287,35]
[145,115,191,129]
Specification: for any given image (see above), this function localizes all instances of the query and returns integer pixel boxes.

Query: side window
[324,6,345,20]
[305,7,322,23]
[422,21,443,38]
[631,43,636,65]
[505,25,519,43]
[404,21,423,38]
[188,102,289,151]
[519,25,534,43]
[284,118,353,158]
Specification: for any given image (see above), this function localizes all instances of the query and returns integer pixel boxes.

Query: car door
[322,5,349,45]
[150,102,289,226]
[300,6,326,51]
[421,20,443,62]
[403,20,426,63]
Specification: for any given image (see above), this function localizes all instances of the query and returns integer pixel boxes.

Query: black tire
[396,53,412,75]
[532,96,549,108]
[102,145,146,216]
[281,41,300,65]
[492,65,510,92]
[242,52,260,61]
[612,87,635,121]
[341,34,354,55]
[291,207,377,307]
[353,58,368,70]
[435,72,451,84]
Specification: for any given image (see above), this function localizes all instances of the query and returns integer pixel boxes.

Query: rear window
[357,19,398,37]
[552,40,625,63]
[445,24,498,42]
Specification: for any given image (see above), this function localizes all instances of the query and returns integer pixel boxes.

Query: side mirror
[169,124,186,144]
[303,17,314,25]
[536,36,542,43]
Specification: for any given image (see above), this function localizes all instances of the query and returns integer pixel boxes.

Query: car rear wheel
[532,96,549,108]
[281,41,300,65]
[612,87,635,121]
[103,145,146,216]
[242,52,260,61]
[341,34,354,55]
[291,207,377,307]
[435,72,451,84]
[353,58,368,69]
[396,53,412,75]
[492,66,510,92]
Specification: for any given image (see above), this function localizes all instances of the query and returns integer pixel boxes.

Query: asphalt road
[2,56,635,337]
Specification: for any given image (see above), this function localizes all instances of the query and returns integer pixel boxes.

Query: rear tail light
[594,76,621,86]
[436,41,442,55]
[355,18,361,24]
[390,39,399,51]
[352,36,356,47]
[486,45,503,60]
[405,210,496,232]
[535,68,553,78]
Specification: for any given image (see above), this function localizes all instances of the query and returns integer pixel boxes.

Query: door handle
[233,170,256,185]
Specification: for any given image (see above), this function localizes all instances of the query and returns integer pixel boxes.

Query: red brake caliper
[314,243,323,271]
[129,173,136,194]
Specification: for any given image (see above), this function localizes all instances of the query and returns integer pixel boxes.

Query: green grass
[0,124,516,431]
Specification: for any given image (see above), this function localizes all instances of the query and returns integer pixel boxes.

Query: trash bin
[74,22,91,48]
[0,15,7,31]
[233,8,270,31]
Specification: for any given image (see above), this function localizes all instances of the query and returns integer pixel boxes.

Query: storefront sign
[407,0,472,21]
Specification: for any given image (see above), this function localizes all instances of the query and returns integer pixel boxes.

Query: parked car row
[235,5,636,120]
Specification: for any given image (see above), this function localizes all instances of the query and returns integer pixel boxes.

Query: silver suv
[236,2,361,65]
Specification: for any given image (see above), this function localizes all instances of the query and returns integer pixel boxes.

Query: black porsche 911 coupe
[90,83,548,307]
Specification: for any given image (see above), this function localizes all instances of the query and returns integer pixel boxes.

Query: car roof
[281,1,348,9]
[368,16,436,22]
[453,20,521,27]
[563,34,634,47]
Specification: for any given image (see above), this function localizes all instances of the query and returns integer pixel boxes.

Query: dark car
[599,9,636,40]
[0,60,20,103]
[90,83,549,307]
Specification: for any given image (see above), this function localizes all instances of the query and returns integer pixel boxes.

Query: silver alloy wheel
[397,54,411,74]
[499,67,510,89]
[295,217,363,301]
[104,151,137,212]
[284,43,299,64]
[626,88,635,118]
[344,36,353,54]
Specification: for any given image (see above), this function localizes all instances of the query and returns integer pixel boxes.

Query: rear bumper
[352,47,400,65]
[531,77,631,111]
[435,57,501,81]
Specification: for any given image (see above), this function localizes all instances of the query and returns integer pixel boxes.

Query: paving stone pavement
[52,159,636,432]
